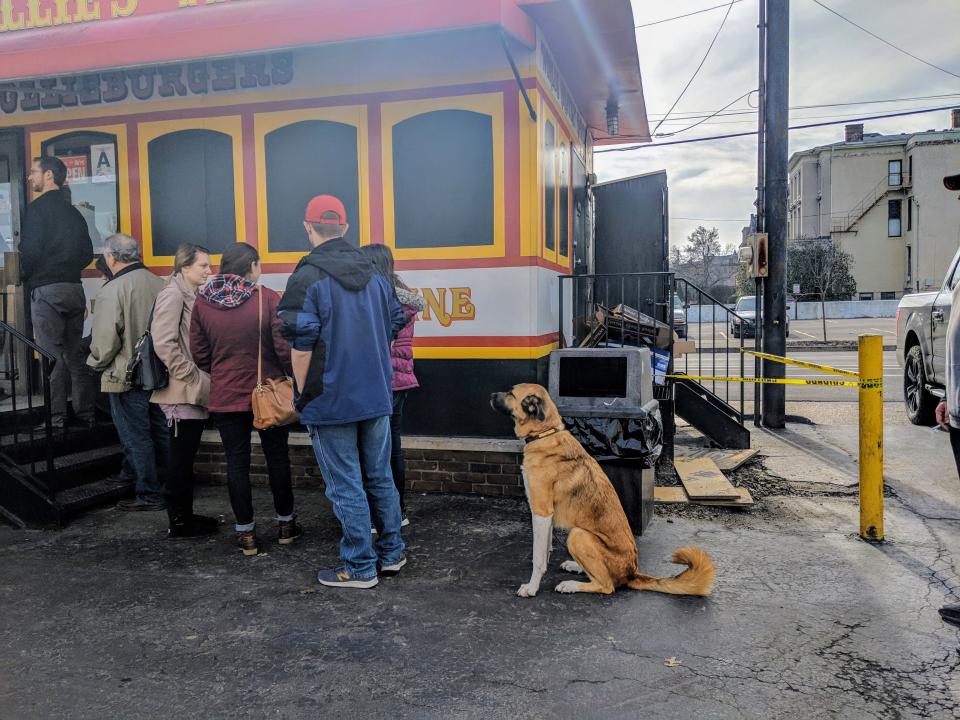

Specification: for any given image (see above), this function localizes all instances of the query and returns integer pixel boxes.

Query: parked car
[673,295,687,338]
[896,247,960,424]
[729,295,790,338]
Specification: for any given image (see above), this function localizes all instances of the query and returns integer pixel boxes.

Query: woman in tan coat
[151,243,216,538]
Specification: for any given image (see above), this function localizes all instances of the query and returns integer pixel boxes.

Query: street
[676,349,904,404]
[682,317,897,350]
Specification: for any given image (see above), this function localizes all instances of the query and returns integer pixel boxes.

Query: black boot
[167,509,220,538]
[940,603,960,627]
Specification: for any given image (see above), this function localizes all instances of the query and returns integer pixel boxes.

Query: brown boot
[278,517,302,545]
[237,531,258,556]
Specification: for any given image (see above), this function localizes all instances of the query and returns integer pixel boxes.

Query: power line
[647,92,960,121]
[651,0,738,136]
[596,103,960,153]
[634,0,746,29]
[810,0,960,82]
[656,89,757,137]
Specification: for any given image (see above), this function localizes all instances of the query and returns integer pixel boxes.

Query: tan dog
[490,383,715,597]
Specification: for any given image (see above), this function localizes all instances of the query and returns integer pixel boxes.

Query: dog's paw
[560,560,584,574]
[555,580,583,594]
[516,583,539,598]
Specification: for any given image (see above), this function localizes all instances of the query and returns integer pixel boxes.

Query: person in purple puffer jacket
[361,244,425,526]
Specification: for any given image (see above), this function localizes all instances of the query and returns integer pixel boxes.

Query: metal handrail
[0,316,57,480]
[0,320,57,360]
[558,272,748,423]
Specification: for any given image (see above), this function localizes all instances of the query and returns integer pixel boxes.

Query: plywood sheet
[654,486,689,504]
[698,487,755,507]
[676,447,759,472]
[674,458,740,499]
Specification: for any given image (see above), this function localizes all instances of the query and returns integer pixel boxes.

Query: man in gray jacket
[87,233,167,511]
[935,171,960,627]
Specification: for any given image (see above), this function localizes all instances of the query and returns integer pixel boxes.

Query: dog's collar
[524,427,563,445]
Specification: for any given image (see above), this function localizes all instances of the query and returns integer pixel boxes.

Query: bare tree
[786,240,856,340]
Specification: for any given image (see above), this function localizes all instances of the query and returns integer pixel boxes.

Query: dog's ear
[521,394,545,422]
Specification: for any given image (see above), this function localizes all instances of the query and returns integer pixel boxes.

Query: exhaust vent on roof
[845,123,864,142]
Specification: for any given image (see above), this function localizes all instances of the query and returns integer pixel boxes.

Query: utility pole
[753,0,766,428]
[761,0,788,428]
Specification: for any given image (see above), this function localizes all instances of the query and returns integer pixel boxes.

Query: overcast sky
[595,0,960,252]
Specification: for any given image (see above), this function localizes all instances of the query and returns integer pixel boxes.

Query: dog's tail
[626,546,715,597]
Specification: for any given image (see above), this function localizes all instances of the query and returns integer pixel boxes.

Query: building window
[888,160,902,186]
[888,199,902,237]
[392,109,494,250]
[908,155,913,184]
[40,131,120,253]
[907,197,912,231]
[264,120,359,251]
[543,120,556,253]
[880,291,896,300]
[147,129,237,257]
[859,292,874,301]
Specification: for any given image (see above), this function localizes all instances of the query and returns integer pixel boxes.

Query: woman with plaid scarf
[190,242,298,556]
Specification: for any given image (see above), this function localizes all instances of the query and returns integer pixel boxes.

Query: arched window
[391,109,494,249]
[40,131,120,253]
[147,129,236,256]
[264,120,360,251]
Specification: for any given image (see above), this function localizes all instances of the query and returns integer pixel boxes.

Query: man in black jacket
[21,156,95,429]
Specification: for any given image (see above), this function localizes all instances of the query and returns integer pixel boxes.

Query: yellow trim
[253,106,369,264]
[0,67,529,129]
[414,342,558,360]
[137,117,245,266]
[380,93,505,261]
[30,124,132,238]
[518,90,539,257]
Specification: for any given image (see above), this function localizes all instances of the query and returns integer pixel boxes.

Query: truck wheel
[904,345,937,425]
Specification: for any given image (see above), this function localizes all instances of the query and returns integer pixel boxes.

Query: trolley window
[40,131,120,254]
[544,120,556,252]
[147,129,236,256]
[391,109,494,249]
[265,120,360,251]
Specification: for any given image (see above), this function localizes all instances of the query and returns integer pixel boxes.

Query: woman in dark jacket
[361,244,425,526]
[190,243,298,556]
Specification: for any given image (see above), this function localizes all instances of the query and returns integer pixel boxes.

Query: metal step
[55,477,133,516]
[674,378,751,450]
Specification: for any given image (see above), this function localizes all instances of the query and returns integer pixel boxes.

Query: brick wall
[195,438,525,499]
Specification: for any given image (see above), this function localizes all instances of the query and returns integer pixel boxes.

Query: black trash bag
[563,400,663,468]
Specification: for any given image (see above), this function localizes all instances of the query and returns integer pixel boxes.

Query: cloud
[598,0,960,250]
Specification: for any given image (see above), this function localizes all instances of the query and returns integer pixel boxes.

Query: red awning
[518,0,650,145]
[0,0,536,81]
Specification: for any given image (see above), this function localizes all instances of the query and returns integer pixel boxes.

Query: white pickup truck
[896,247,960,424]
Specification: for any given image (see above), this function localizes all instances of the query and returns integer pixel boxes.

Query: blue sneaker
[317,566,378,589]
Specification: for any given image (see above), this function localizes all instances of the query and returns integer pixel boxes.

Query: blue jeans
[308,416,405,579]
[108,390,169,504]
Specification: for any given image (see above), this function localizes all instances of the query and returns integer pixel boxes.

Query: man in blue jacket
[279,195,406,589]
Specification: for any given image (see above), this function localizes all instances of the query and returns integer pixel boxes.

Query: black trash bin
[548,347,662,536]
[563,405,662,535]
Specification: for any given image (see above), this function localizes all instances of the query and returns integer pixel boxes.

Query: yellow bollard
[858,335,884,541]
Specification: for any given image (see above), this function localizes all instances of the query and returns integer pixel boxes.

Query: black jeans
[108,390,168,504]
[164,418,206,516]
[390,391,408,510]
[213,411,293,530]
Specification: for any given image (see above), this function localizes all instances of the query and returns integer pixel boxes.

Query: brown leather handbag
[251,288,299,430]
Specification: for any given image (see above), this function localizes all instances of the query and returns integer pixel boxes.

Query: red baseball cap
[305,195,347,224]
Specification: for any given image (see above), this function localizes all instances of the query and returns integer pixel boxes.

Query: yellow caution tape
[739,349,859,378]
[667,373,882,390]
